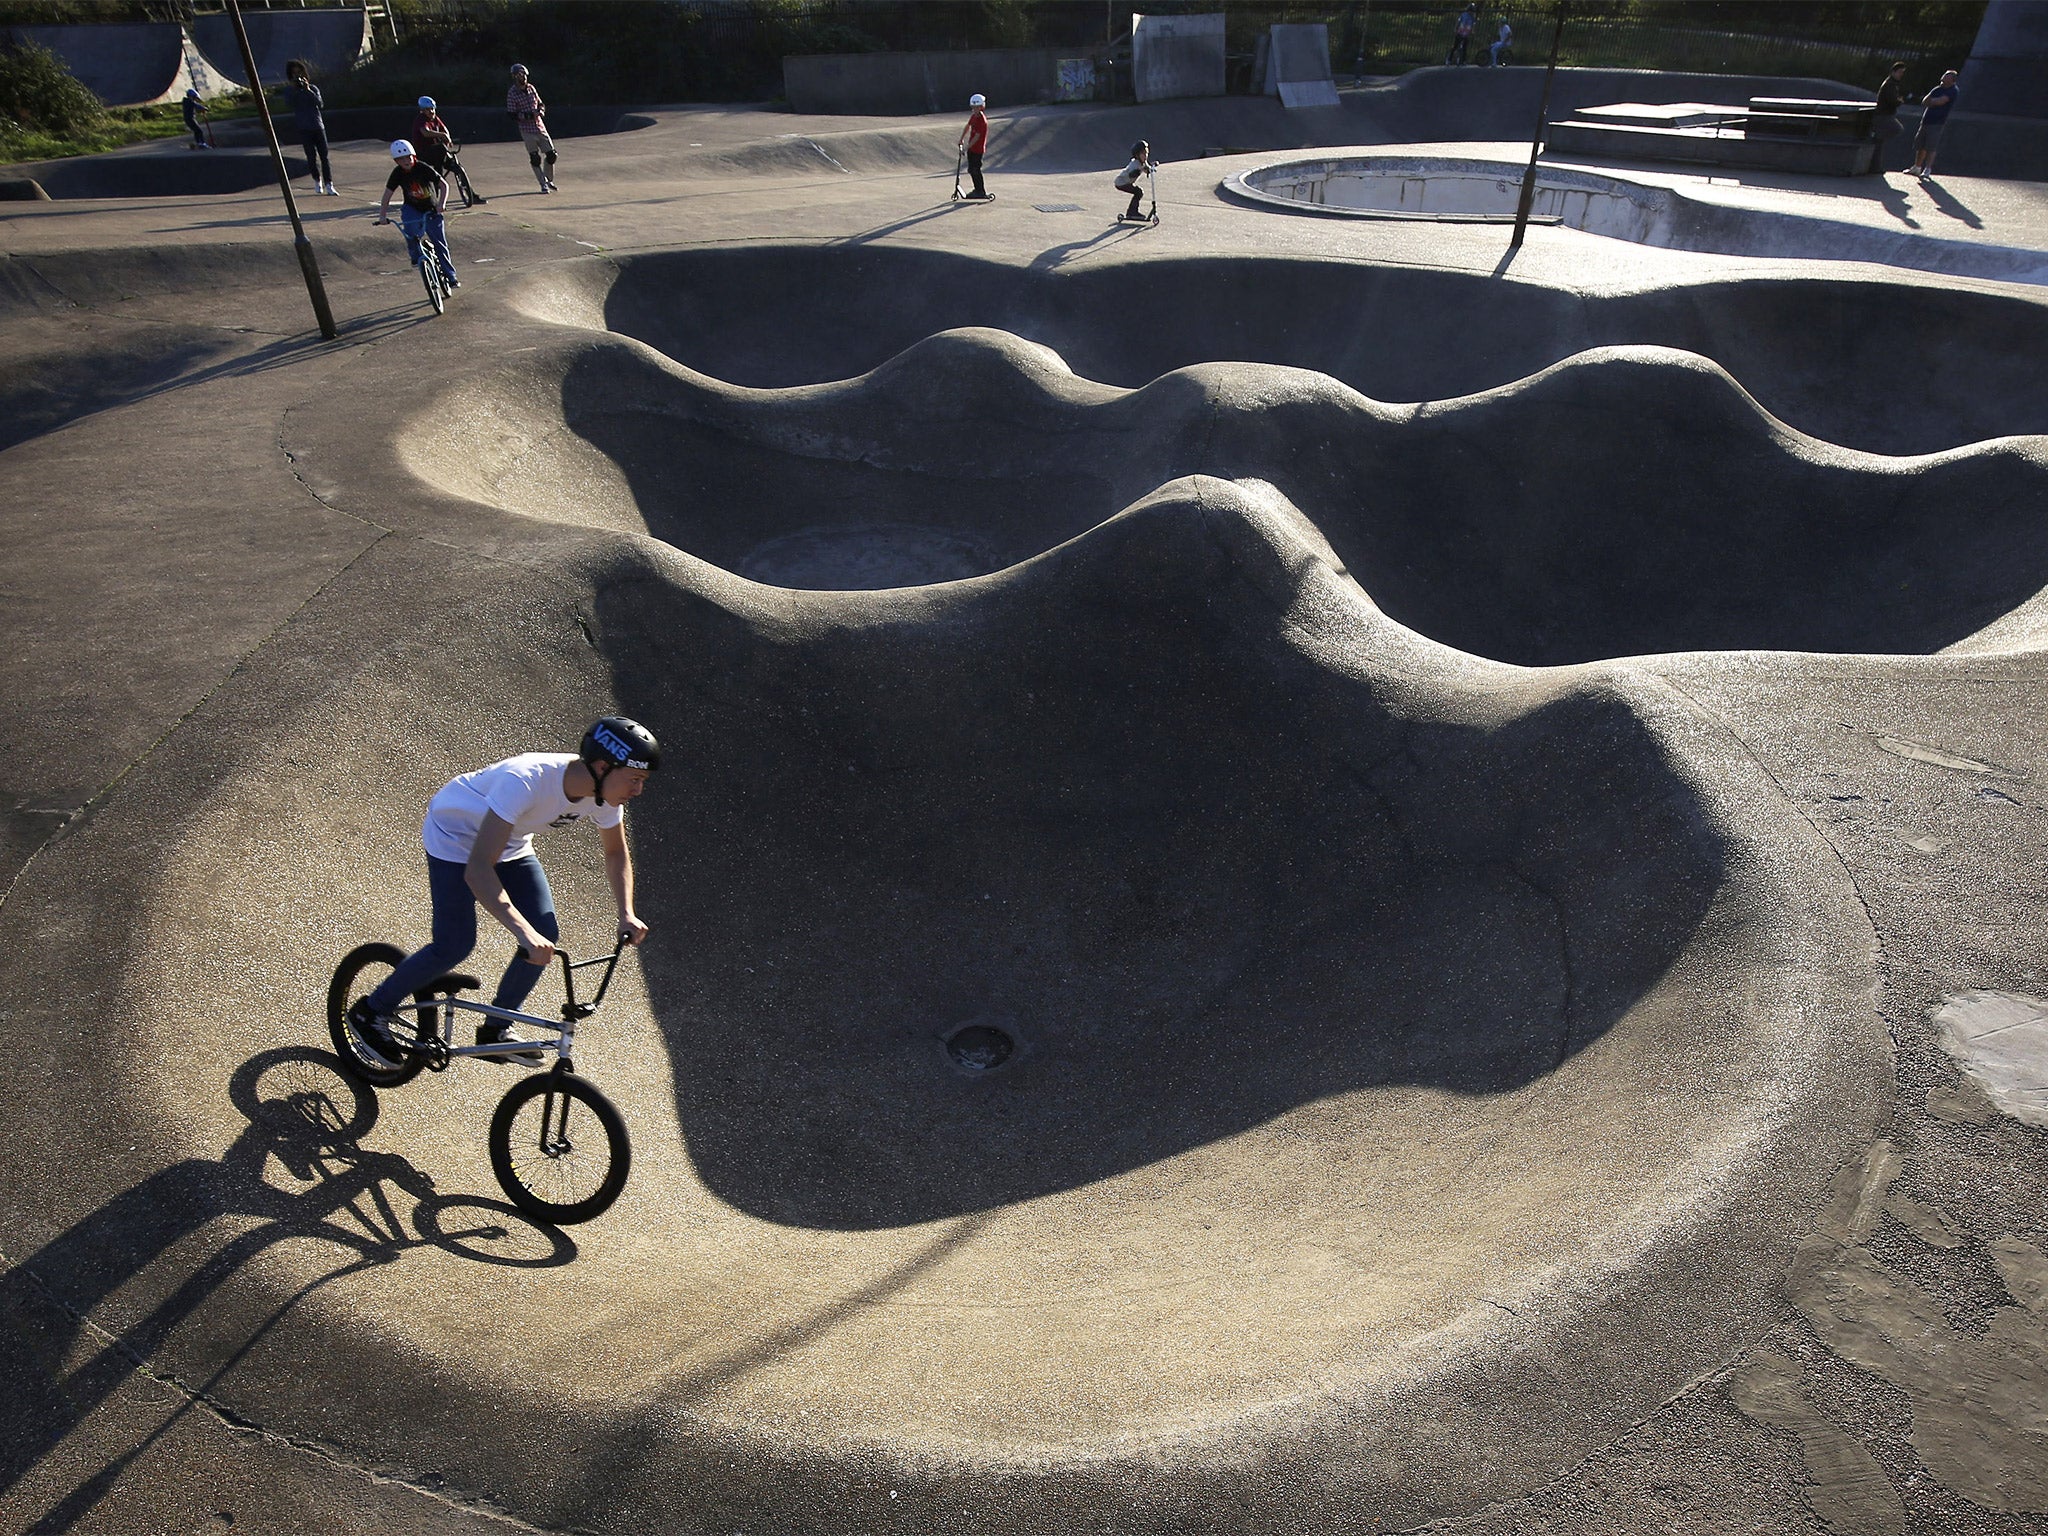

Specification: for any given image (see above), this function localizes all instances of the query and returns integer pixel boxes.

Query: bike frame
[394,937,629,1070]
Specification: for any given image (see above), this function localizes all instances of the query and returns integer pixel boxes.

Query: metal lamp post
[1510,1,1569,251]
[225,0,338,339]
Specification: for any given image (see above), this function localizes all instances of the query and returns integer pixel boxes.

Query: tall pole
[226,0,337,339]
[1509,1,1568,251]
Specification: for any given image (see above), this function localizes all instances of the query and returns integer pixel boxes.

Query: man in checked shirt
[506,62,559,193]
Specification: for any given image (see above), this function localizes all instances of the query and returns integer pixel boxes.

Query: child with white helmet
[957,92,992,200]
[374,140,459,292]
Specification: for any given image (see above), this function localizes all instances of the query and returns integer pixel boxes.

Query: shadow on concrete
[2,308,419,454]
[1030,222,1148,269]
[1918,177,1985,229]
[835,200,982,247]
[587,482,1726,1229]
[0,1048,571,1532]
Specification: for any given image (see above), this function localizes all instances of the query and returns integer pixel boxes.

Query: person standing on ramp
[957,93,992,201]
[507,63,558,193]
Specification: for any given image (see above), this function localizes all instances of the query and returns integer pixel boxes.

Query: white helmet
[390,139,415,159]
[969,93,986,107]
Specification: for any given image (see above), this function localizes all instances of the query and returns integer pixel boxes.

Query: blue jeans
[365,855,558,1015]
[399,204,455,284]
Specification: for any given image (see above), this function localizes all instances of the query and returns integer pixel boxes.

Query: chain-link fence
[133,0,1982,107]
[1327,3,1978,84]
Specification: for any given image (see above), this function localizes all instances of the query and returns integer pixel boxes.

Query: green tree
[0,39,105,139]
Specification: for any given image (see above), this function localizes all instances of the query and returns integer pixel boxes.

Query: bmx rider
[347,717,660,1068]
[374,140,459,291]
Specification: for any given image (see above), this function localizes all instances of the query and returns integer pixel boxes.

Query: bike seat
[431,973,482,994]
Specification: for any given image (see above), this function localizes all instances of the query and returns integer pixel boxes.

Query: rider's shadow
[0,1046,573,1533]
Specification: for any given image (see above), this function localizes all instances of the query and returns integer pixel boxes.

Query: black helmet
[580,715,660,773]
[1131,140,1148,156]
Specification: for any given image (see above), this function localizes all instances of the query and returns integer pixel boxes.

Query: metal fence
[156,0,1982,104]
[1334,5,1978,83]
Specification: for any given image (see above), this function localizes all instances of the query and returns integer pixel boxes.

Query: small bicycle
[416,242,452,314]
[374,214,454,314]
[438,143,485,208]
[327,935,634,1224]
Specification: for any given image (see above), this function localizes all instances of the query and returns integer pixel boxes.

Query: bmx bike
[328,935,634,1224]
[374,213,454,314]
[438,143,485,208]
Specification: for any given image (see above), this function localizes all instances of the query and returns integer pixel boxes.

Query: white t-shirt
[1116,156,1146,188]
[422,752,623,863]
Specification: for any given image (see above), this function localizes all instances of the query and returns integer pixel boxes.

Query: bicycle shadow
[0,1046,572,1533]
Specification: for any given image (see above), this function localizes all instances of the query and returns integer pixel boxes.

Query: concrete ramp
[2,22,194,106]
[1132,12,1226,103]
[188,7,365,88]
[95,231,1889,1520]
[1267,22,1340,108]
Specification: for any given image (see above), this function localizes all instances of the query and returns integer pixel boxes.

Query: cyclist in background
[373,140,458,292]
[346,718,660,1069]
[413,95,486,205]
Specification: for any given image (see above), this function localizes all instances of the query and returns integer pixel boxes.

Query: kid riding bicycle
[373,139,458,293]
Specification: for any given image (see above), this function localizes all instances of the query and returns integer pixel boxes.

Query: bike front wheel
[421,253,444,314]
[488,1070,631,1224]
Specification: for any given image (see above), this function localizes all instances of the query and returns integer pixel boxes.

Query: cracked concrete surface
[4,75,2048,1535]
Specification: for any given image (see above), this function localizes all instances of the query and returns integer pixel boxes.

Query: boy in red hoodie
[957,93,990,200]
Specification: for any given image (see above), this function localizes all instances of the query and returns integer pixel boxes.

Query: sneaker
[477,1021,543,1067]
[472,195,488,204]
[544,178,558,191]
[447,277,460,290]
[346,999,403,1070]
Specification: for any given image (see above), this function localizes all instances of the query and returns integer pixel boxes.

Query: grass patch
[0,95,264,166]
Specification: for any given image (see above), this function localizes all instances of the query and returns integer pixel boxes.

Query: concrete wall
[1961,0,2048,118]
[1923,0,2048,181]
[1132,13,1224,104]
[783,48,1073,116]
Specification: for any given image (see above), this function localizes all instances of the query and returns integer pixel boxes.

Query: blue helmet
[418,95,436,110]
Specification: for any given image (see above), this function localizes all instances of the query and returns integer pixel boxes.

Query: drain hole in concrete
[945,1024,1015,1072]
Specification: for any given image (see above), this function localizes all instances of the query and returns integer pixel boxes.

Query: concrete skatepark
[4,63,2048,1536]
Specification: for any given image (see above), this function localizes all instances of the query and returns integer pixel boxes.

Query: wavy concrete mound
[2,244,1855,1529]
[517,245,2048,455]
[409,251,2048,663]
[15,466,1883,1531]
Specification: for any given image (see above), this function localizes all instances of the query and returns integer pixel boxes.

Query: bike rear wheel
[328,942,430,1088]
[488,1069,631,1224]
